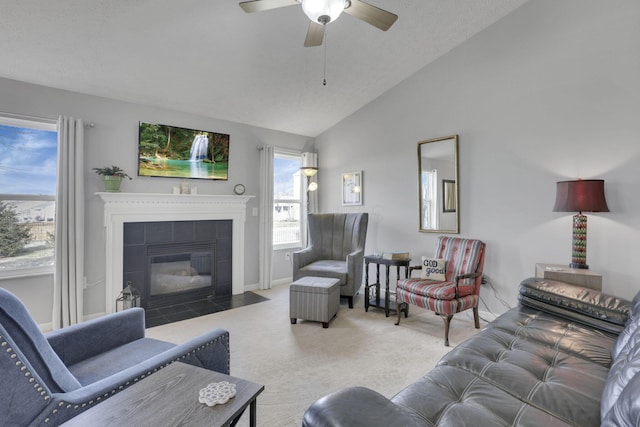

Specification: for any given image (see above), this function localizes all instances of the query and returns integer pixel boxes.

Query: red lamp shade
[553,180,609,213]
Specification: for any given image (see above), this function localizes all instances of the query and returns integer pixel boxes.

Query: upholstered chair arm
[454,271,482,298]
[31,329,230,426]
[292,247,315,280]
[293,246,315,267]
[409,265,423,277]
[346,249,365,289]
[455,272,481,283]
[46,308,146,366]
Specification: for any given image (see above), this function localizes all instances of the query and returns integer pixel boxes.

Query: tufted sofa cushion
[304,278,634,427]
[390,306,616,426]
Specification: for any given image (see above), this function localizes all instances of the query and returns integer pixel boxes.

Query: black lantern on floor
[116,282,141,311]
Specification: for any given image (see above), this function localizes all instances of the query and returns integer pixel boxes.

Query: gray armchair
[0,287,229,426]
[293,213,368,308]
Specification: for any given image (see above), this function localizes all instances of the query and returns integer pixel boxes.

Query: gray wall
[315,0,640,314]
[0,78,309,321]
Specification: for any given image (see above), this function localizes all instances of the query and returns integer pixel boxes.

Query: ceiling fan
[239,0,398,47]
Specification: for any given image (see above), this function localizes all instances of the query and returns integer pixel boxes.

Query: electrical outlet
[285,252,291,261]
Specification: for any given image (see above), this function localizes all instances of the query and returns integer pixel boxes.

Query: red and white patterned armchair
[395,236,486,346]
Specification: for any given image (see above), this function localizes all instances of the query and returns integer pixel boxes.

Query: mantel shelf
[95,192,254,205]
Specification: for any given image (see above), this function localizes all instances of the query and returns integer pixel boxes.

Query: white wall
[315,0,640,313]
[0,78,310,320]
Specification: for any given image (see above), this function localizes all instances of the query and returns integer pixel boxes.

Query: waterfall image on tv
[138,122,229,180]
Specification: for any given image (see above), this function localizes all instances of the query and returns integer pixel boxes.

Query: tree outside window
[0,119,57,277]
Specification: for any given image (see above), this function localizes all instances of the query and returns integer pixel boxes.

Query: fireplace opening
[123,220,232,314]
[146,242,215,310]
[150,251,212,297]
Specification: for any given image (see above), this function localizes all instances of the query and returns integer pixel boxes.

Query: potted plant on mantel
[93,165,132,192]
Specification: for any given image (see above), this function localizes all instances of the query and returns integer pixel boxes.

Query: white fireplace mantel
[96,192,254,313]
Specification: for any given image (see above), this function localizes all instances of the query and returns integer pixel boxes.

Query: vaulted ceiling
[0,0,528,137]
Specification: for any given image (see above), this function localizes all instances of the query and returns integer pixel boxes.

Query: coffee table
[61,362,264,427]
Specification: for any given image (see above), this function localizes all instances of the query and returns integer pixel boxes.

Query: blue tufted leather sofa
[0,287,230,426]
[303,278,640,426]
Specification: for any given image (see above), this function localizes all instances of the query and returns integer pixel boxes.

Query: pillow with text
[421,257,446,281]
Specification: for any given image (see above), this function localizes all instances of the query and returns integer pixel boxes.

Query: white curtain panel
[52,116,85,328]
[259,145,274,290]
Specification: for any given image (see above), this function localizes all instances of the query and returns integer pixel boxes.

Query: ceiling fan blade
[304,22,325,47]
[239,0,299,13]
[344,0,398,31]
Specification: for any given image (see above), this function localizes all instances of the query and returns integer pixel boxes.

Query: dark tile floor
[144,292,269,328]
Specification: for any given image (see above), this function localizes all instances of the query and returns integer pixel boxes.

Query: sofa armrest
[303,386,424,427]
[518,277,631,334]
[46,308,146,366]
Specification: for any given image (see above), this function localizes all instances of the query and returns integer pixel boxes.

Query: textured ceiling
[0,0,528,137]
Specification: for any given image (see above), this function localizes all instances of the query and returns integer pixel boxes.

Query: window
[0,116,57,278]
[273,151,303,248]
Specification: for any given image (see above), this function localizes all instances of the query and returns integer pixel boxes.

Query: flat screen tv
[138,121,229,180]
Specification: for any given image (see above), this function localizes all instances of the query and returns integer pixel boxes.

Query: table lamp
[552,179,609,269]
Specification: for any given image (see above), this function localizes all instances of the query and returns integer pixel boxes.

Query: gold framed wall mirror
[418,135,459,233]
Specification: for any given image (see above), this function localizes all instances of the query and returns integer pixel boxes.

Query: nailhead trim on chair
[2,334,54,425]
[41,333,230,424]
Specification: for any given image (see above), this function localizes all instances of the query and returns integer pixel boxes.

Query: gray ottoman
[290,277,340,328]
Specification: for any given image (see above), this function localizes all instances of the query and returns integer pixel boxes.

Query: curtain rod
[0,111,57,124]
[0,111,95,128]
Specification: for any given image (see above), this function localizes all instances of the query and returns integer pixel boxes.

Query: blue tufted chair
[293,213,368,309]
[0,287,229,426]
[395,236,486,346]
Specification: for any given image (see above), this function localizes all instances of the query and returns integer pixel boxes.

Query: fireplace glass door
[149,251,213,297]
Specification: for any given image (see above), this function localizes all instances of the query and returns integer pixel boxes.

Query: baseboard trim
[271,277,292,287]
[245,277,291,292]
[244,283,259,291]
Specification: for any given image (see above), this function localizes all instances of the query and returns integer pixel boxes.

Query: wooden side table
[535,263,602,291]
[61,362,264,427]
[364,255,411,317]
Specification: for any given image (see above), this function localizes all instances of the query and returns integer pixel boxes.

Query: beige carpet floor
[146,284,482,427]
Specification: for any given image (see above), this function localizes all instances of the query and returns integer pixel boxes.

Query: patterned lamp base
[570,213,588,269]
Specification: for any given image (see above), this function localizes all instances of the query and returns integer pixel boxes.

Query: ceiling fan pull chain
[323,29,327,86]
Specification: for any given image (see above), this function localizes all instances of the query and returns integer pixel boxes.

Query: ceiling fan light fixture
[301,0,345,25]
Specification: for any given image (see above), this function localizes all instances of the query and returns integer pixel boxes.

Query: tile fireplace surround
[97,192,253,314]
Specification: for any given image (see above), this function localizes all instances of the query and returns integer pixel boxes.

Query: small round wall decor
[234,184,246,195]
